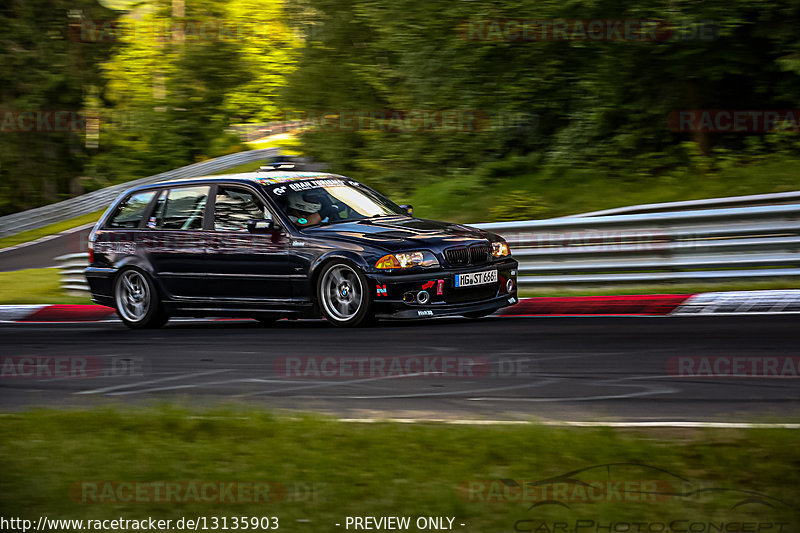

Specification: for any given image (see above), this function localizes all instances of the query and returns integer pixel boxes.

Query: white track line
[75,369,233,395]
[236,370,438,398]
[0,412,794,428]
[0,305,45,321]
[344,379,561,400]
[337,419,800,428]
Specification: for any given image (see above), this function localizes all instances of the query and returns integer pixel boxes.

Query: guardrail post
[54,252,90,296]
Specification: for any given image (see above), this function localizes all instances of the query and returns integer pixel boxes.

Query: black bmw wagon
[85,168,518,328]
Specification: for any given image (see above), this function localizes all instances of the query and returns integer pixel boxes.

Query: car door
[204,184,293,301]
[142,185,211,299]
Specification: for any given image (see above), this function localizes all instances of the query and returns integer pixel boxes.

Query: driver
[286,190,328,227]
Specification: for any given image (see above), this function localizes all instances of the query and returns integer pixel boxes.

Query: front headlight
[492,241,510,257]
[375,251,439,269]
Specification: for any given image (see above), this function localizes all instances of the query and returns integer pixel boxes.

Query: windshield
[262,177,406,228]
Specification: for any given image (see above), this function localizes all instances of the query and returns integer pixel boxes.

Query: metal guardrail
[567,190,800,218]
[30,151,797,293]
[56,202,800,295]
[0,148,280,239]
[55,252,90,294]
[475,203,800,286]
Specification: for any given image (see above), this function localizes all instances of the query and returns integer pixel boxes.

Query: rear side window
[106,190,157,229]
[150,186,210,230]
[214,186,272,232]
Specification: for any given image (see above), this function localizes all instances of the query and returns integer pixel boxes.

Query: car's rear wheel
[317,261,373,327]
[114,268,168,329]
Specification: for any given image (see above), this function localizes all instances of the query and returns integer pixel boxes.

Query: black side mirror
[247,219,278,233]
[399,204,414,216]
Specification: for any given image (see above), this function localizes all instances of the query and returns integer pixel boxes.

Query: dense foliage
[2,0,800,214]
[283,0,800,195]
[0,0,298,215]
[0,0,117,214]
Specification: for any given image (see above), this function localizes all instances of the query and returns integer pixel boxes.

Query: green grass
[401,158,800,223]
[0,209,106,250]
[210,160,270,175]
[0,407,797,531]
[0,268,91,304]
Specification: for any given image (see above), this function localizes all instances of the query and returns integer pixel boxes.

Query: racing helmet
[287,190,322,215]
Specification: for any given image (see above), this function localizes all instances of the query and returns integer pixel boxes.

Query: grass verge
[402,158,800,223]
[0,268,91,304]
[0,407,797,530]
[0,209,106,250]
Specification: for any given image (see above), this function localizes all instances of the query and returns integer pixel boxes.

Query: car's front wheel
[114,268,168,329]
[317,261,373,327]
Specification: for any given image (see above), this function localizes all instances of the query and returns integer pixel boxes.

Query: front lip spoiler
[374,293,518,319]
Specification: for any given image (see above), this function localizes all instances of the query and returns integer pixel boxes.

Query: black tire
[114,268,169,329]
[316,260,374,327]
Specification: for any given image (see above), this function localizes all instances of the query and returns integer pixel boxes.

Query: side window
[106,190,157,229]
[151,186,209,230]
[214,186,272,232]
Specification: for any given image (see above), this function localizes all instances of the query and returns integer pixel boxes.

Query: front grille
[445,247,469,266]
[445,243,491,266]
[469,244,490,264]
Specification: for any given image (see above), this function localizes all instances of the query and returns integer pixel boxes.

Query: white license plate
[454,269,497,288]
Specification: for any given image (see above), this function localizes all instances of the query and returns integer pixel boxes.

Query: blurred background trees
[284,0,800,198]
[89,0,300,192]
[0,0,118,214]
[2,0,800,217]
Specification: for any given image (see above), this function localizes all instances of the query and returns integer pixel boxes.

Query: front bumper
[368,258,518,319]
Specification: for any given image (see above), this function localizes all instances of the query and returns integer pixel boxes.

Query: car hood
[302,216,492,250]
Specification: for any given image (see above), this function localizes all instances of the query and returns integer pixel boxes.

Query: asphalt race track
[1,315,798,422]
[0,225,92,271]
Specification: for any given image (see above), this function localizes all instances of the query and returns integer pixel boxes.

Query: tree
[0,0,118,214]
[91,0,300,187]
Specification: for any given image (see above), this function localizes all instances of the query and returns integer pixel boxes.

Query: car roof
[131,171,348,192]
